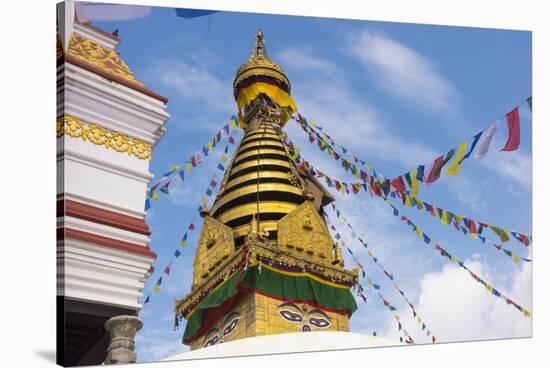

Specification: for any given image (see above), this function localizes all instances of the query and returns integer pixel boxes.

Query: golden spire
[233,29,291,100]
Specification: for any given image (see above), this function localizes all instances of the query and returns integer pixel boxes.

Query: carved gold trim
[59,33,145,88]
[57,115,152,160]
[232,220,279,239]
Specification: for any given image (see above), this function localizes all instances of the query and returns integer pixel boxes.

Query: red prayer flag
[164,266,171,275]
[425,156,444,183]
[390,176,406,193]
[467,219,477,234]
[501,107,521,151]
[189,223,195,230]
[229,136,235,144]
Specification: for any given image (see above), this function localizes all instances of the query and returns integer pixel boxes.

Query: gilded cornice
[59,33,144,87]
[57,32,168,103]
[57,115,152,160]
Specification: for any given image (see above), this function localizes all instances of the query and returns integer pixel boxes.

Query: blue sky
[94,4,532,362]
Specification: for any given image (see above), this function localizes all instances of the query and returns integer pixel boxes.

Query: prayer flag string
[327,204,437,342]
[391,191,531,263]
[145,116,239,209]
[293,95,531,198]
[290,117,532,249]
[142,146,228,306]
[383,199,531,318]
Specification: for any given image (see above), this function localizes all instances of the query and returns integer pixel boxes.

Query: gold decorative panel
[57,115,152,160]
[277,201,336,267]
[192,216,236,289]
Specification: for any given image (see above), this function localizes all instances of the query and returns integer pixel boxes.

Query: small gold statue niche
[286,235,295,249]
[331,242,344,267]
[302,211,313,231]
[205,227,216,249]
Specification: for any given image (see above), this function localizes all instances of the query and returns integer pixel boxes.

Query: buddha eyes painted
[278,309,303,323]
[222,312,241,337]
[203,312,241,347]
[203,329,220,347]
[277,302,331,331]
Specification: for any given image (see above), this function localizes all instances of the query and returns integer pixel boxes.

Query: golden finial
[249,29,269,61]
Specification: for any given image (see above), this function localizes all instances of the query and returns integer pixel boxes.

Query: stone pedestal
[104,315,143,364]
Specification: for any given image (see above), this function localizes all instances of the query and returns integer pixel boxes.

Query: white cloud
[347,29,459,115]
[482,151,532,190]
[381,256,532,343]
[145,58,236,132]
[277,47,438,171]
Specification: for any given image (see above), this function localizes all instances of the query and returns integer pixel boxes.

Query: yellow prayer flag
[367,278,373,285]
[170,165,181,172]
[230,118,238,129]
[153,285,160,293]
[524,309,532,317]
[415,227,423,238]
[417,317,422,323]
[202,196,208,206]
[405,195,412,208]
[310,121,317,127]
[455,215,463,224]
[440,211,452,225]
[207,140,213,152]
[485,283,493,292]
[185,164,191,172]
[446,141,468,176]
[512,254,521,264]
[450,256,459,263]
[394,315,400,321]
[221,154,228,163]
[490,225,511,242]
[410,168,419,197]
[152,192,160,201]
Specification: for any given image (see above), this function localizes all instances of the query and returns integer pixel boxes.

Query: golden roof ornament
[233,29,291,100]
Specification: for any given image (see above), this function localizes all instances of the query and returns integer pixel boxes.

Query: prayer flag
[527,97,532,111]
[416,165,425,182]
[460,131,483,163]
[391,176,406,193]
[144,296,150,304]
[145,198,151,211]
[174,250,181,257]
[153,284,160,293]
[425,156,444,183]
[475,120,499,159]
[217,163,225,171]
[501,107,521,151]
[490,225,510,242]
[164,265,171,275]
[446,141,468,175]
[152,192,160,201]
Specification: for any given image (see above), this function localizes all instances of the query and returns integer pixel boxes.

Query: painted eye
[203,335,219,347]
[222,316,240,337]
[279,309,303,323]
[309,316,331,328]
